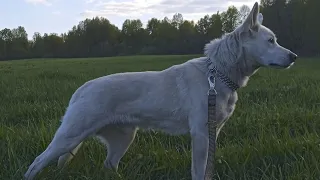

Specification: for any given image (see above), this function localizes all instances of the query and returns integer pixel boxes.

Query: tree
[221,6,240,33]
[171,13,184,29]
[121,19,148,55]
[238,5,251,25]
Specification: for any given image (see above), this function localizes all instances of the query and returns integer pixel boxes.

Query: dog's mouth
[269,62,294,69]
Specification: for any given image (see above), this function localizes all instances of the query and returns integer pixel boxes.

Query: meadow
[1,55,320,180]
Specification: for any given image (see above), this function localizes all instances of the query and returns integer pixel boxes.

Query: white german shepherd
[24,2,297,180]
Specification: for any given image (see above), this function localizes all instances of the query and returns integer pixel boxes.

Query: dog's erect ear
[242,2,260,32]
[257,13,263,24]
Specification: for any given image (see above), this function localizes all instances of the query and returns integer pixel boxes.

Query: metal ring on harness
[207,75,217,95]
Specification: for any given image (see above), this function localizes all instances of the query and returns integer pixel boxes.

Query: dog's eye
[268,38,275,44]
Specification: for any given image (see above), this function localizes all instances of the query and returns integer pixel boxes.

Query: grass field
[1,55,320,180]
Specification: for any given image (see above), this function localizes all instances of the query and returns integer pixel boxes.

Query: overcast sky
[0,0,257,38]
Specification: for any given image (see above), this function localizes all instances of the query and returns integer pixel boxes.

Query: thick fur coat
[24,2,297,180]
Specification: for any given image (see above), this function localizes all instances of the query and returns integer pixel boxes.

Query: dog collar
[205,58,240,92]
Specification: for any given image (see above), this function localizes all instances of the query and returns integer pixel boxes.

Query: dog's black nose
[289,52,298,62]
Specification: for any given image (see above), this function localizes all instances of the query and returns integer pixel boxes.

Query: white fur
[24,2,297,180]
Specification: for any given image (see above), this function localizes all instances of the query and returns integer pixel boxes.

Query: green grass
[1,55,320,180]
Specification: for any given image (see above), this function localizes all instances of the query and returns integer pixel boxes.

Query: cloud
[80,0,256,26]
[25,0,52,6]
[52,11,61,15]
[85,0,99,4]
[81,0,159,18]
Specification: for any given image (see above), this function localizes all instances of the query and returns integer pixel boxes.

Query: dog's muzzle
[288,52,298,63]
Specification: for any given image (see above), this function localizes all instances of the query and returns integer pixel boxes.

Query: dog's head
[236,2,297,69]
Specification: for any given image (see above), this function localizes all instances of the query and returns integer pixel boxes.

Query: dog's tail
[57,141,83,167]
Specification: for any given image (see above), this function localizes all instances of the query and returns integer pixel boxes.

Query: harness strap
[205,86,217,180]
[204,58,239,179]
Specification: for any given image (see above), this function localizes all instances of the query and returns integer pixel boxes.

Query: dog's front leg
[190,123,209,180]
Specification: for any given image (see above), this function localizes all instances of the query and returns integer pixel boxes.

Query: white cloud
[81,0,160,18]
[80,0,257,27]
[25,0,52,6]
[52,11,61,15]
[85,0,99,4]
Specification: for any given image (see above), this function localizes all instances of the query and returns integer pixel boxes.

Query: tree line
[0,0,319,61]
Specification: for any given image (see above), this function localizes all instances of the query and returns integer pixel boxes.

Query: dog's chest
[216,92,238,124]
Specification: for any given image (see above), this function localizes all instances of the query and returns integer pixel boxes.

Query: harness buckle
[207,75,217,95]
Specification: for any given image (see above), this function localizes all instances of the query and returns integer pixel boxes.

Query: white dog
[24,2,297,180]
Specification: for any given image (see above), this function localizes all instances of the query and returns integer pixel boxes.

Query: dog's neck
[204,32,260,89]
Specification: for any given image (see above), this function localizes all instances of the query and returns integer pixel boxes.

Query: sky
[0,0,257,39]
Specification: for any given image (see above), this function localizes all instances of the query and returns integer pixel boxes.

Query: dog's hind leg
[96,125,137,171]
[24,109,105,180]
[57,142,83,168]
[24,127,87,180]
